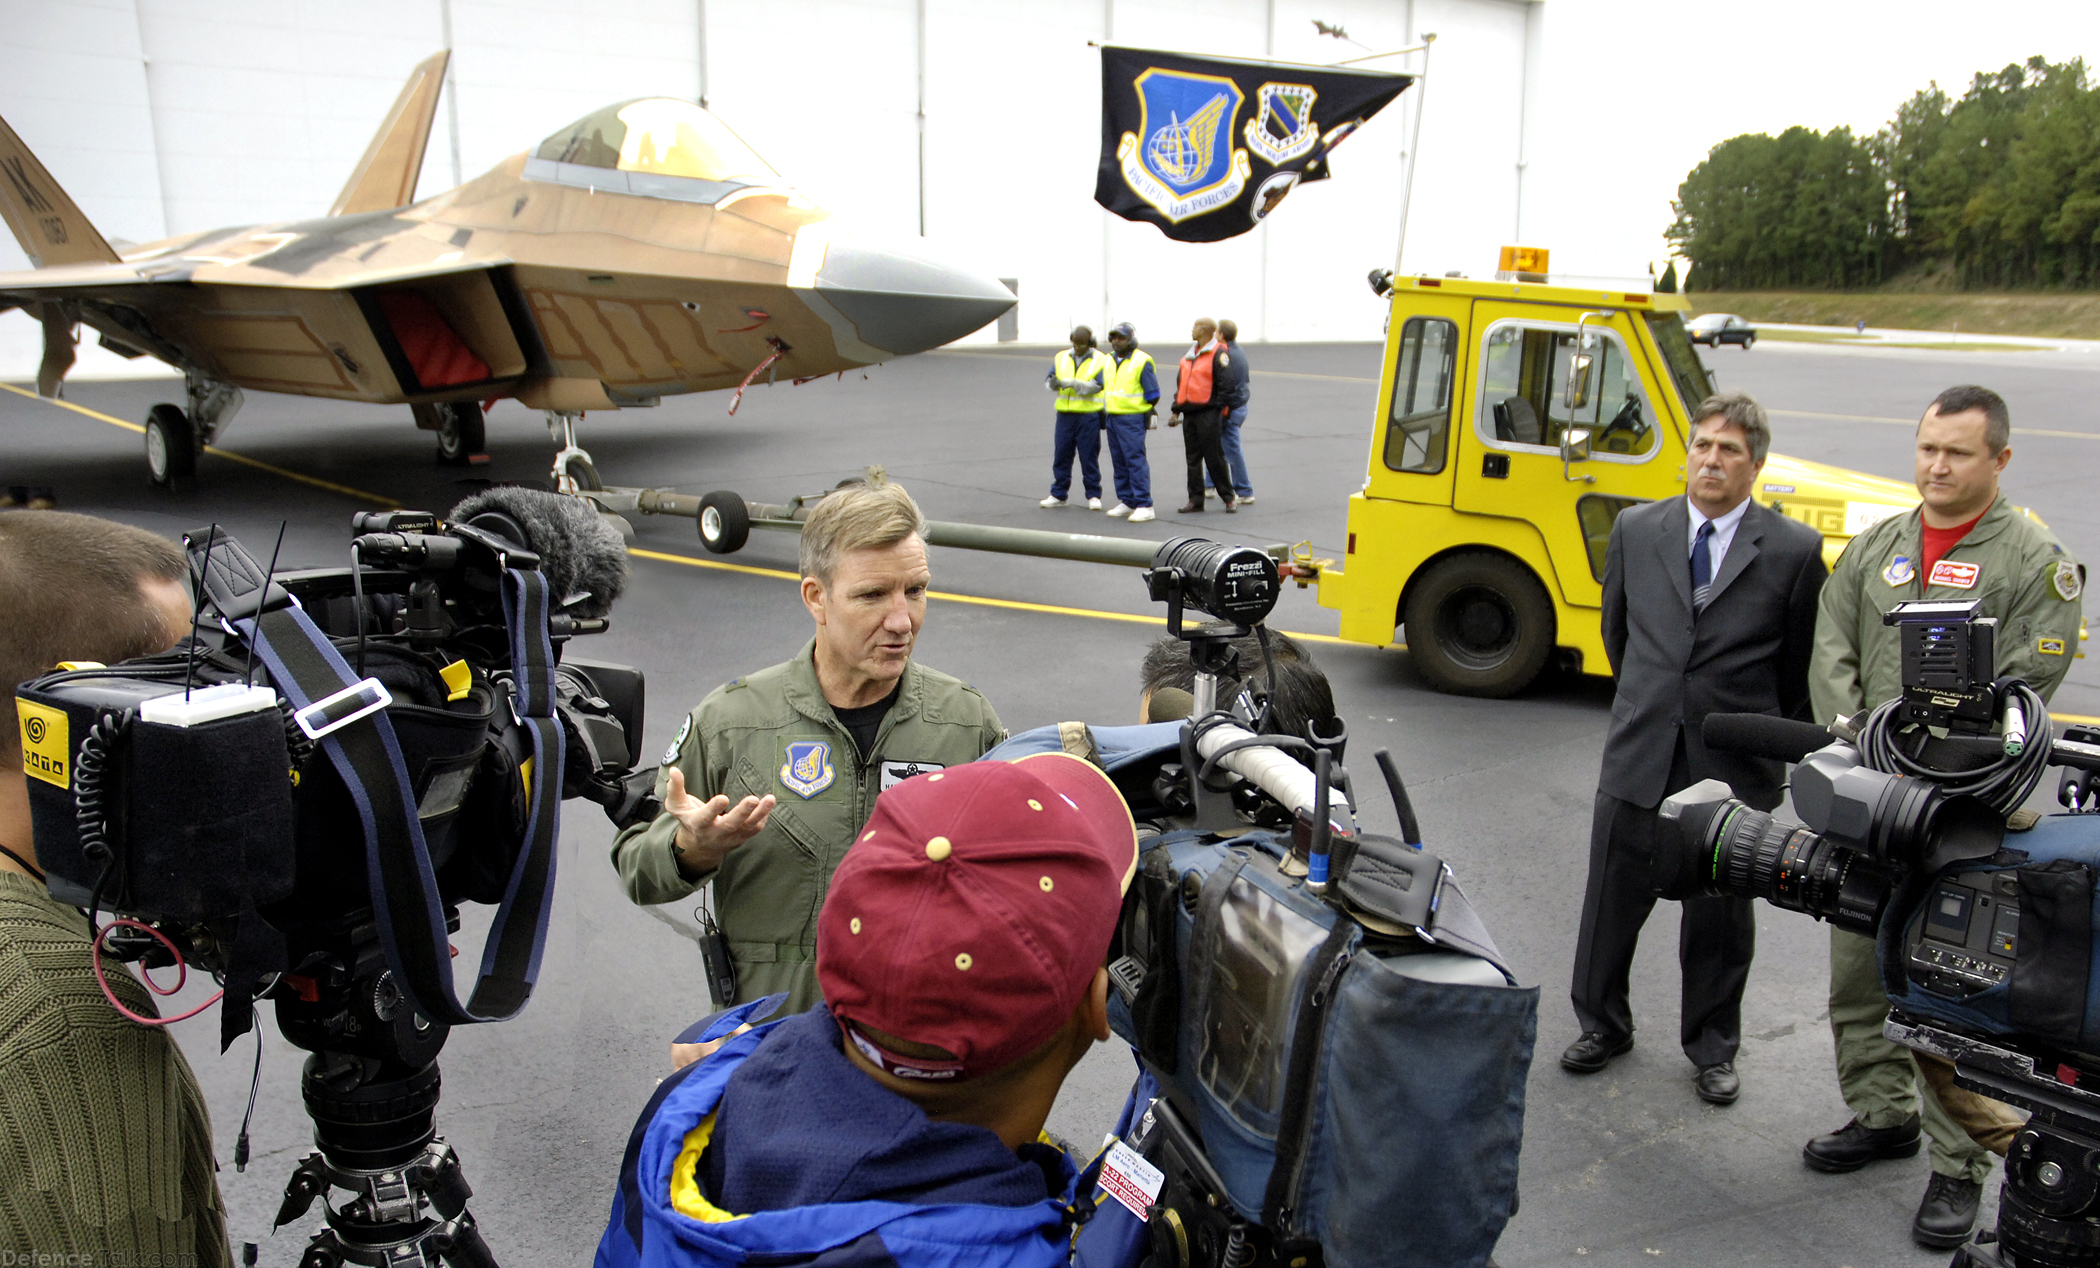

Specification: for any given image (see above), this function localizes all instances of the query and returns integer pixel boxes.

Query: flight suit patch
[779,740,836,798]
[1928,559,1979,589]
[878,759,946,791]
[2055,560,2083,601]
[2040,637,2067,656]
[1883,555,1915,586]
[662,714,693,765]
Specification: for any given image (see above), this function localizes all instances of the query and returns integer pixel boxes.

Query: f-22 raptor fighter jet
[0,51,1016,490]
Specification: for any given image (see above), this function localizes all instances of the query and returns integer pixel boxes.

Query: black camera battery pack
[18,670,296,921]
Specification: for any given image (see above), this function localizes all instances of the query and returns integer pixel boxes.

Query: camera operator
[609,481,1006,1014]
[1137,630,1334,736]
[1806,384,2084,1249]
[597,755,1136,1268]
[0,512,228,1264]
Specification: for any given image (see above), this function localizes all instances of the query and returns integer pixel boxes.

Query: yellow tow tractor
[1298,249,1921,696]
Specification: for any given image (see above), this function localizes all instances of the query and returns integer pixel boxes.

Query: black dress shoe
[1178,502,1204,513]
[1560,1031,1634,1073]
[1802,1114,1922,1172]
[1694,1061,1740,1105]
[1913,1172,1983,1249]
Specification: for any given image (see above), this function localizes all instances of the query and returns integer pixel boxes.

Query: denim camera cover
[1879,812,2100,1059]
[1124,829,1537,1268]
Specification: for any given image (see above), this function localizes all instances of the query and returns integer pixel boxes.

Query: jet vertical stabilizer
[0,116,119,268]
[330,49,452,216]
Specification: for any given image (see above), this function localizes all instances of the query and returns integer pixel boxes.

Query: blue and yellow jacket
[597,998,1086,1268]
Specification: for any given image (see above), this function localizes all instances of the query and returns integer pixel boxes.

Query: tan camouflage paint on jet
[0,51,1016,486]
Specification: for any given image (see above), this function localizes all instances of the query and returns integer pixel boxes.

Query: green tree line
[1668,56,2100,290]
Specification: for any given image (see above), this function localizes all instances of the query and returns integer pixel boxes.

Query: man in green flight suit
[610,480,1007,1014]
[1804,384,2085,1250]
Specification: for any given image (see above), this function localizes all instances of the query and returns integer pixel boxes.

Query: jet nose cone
[809,237,1015,357]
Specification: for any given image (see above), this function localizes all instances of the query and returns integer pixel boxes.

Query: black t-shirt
[832,683,900,761]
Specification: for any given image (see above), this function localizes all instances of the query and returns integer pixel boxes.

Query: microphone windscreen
[1701,713,1835,764]
[448,487,629,618]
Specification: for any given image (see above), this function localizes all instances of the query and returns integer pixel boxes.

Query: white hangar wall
[0,0,1547,379]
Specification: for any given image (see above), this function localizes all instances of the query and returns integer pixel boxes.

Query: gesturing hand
[666,767,775,876]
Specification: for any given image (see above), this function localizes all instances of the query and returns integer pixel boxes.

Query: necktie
[1691,520,1715,610]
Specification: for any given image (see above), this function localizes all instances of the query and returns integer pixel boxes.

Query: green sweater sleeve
[0,878,229,1266]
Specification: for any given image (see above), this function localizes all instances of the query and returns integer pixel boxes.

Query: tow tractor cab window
[1384,316,1458,474]
[1646,311,1715,417]
[534,99,780,185]
[1475,320,1659,459]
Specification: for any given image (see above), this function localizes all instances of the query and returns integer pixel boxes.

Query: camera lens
[1661,799,1891,936]
[1149,537,1280,626]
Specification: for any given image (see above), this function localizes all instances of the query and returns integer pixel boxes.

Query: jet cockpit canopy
[530,99,781,197]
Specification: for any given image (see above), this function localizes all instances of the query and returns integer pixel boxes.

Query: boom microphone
[449,487,629,618]
[1702,713,1840,763]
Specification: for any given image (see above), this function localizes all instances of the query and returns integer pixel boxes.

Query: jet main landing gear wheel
[144,404,196,488]
[434,402,488,466]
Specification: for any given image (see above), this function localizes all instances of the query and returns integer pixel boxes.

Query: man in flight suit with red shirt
[1805,384,2086,1250]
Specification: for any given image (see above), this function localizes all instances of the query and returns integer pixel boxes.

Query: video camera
[1653,599,2100,1268]
[1066,538,1537,1268]
[14,488,651,1268]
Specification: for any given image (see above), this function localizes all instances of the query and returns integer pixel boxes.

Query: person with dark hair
[1041,325,1107,510]
[1206,318,1255,505]
[1137,631,1335,744]
[1167,319,1235,515]
[1100,322,1161,524]
[0,511,229,1264]
[1562,392,1827,1109]
[597,755,1138,1268]
[1805,383,2083,1250]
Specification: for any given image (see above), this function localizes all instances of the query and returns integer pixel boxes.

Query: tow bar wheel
[697,491,751,554]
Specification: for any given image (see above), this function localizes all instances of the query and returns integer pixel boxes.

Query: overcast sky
[1529,0,2100,277]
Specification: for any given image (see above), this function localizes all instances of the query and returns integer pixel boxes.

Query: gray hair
[1692,390,1771,463]
[798,480,928,586]
[1927,384,2011,454]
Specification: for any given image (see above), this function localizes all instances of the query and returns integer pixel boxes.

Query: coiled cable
[1855,682,2052,815]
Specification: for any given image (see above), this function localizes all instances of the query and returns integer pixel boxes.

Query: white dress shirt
[1687,495,1751,575]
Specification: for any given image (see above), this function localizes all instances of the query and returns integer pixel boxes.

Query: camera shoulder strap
[241,566,563,1026]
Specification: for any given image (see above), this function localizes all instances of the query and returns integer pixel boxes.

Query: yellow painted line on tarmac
[0,381,399,505]
[2057,713,2100,726]
[629,544,1356,644]
[1771,406,2100,442]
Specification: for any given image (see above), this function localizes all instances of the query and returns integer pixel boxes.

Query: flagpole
[1388,33,1436,276]
[1332,40,1434,66]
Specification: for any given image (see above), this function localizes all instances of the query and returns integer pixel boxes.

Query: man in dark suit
[1562,390,1828,1105]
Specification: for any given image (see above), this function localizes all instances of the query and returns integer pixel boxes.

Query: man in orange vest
[1168,318,1235,515]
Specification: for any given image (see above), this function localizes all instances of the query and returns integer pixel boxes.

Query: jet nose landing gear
[545,410,601,494]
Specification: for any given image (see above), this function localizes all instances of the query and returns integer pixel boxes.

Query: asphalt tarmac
[5,333,2099,1268]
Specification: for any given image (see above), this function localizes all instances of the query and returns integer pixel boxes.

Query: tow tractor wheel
[697,490,751,555]
[144,404,196,488]
[435,402,488,466]
[1403,551,1555,698]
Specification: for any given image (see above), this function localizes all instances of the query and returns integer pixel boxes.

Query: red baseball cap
[816,752,1140,1082]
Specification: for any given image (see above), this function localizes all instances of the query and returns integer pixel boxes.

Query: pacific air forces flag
[1095,45,1412,243]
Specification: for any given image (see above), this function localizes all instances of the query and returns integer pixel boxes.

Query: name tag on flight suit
[879,759,946,791]
[1929,559,1980,589]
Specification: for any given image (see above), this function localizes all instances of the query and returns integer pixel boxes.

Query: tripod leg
[430,1209,500,1268]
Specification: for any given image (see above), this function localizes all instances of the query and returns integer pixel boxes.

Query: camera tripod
[267,935,500,1268]
[1890,1016,2100,1267]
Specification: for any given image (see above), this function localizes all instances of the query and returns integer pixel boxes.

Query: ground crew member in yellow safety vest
[1042,326,1108,510]
[1100,322,1161,524]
